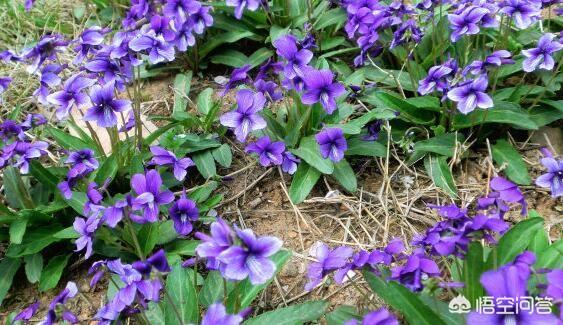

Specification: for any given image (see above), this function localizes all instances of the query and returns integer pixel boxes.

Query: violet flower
[122,0,151,28]
[0,76,11,99]
[169,192,199,236]
[254,79,282,102]
[195,218,236,270]
[245,136,286,167]
[143,15,176,42]
[130,170,175,223]
[468,255,558,324]
[219,89,266,142]
[362,120,382,141]
[173,19,196,51]
[273,35,313,79]
[305,243,353,291]
[447,75,493,114]
[74,26,110,64]
[21,113,47,130]
[500,0,541,29]
[536,155,562,198]
[522,33,563,72]
[344,308,399,325]
[0,120,25,141]
[281,151,300,175]
[84,53,133,88]
[448,6,489,42]
[315,128,348,162]
[84,81,131,128]
[389,249,440,292]
[464,50,515,75]
[4,141,49,174]
[188,5,214,34]
[73,215,101,259]
[302,68,346,114]
[150,146,194,181]
[163,0,201,24]
[217,227,283,284]
[34,63,64,105]
[202,303,244,325]
[129,31,175,64]
[222,64,251,95]
[545,269,563,300]
[14,301,40,323]
[43,282,79,324]
[47,73,96,120]
[103,199,128,227]
[21,33,68,73]
[226,0,261,19]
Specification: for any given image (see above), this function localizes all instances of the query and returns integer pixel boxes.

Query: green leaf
[39,255,70,292]
[269,25,290,43]
[418,294,467,325]
[424,155,457,198]
[211,49,248,67]
[64,191,88,215]
[3,166,34,209]
[165,263,198,324]
[212,144,232,168]
[164,240,200,256]
[0,258,21,305]
[144,302,165,325]
[192,150,217,178]
[463,242,485,306]
[6,226,63,257]
[362,92,435,125]
[9,217,28,244]
[138,223,159,257]
[48,127,92,152]
[491,139,531,185]
[188,181,219,203]
[315,8,347,29]
[245,301,328,325]
[529,227,549,255]
[196,88,215,116]
[95,152,119,184]
[326,306,359,325]
[199,271,225,307]
[363,270,446,325]
[486,217,543,269]
[53,226,79,239]
[332,159,357,192]
[226,250,291,312]
[452,103,537,130]
[291,137,334,174]
[173,72,193,119]
[24,253,43,284]
[414,133,464,157]
[198,31,255,58]
[144,122,181,146]
[289,163,321,204]
[29,160,58,190]
[248,48,273,68]
[536,239,563,269]
[363,67,418,92]
[345,136,387,157]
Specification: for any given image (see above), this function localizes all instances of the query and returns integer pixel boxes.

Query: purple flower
[188,5,214,34]
[305,243,353,291]
[58,149,99,200]
[345,308,399,325]
[315,128,347,162]
[104,199,127,227]
[362,120,382,141]
[130,170,175,223]
[163,0,201,24]
[281,151,300,175]
[21,34,68,73]
[74,26,110,64]
[490,176,526,206]
[464,50,515,75]
[34,63,64,105]
[217,227,282,284]
[196,218,236,270]
[302,68,346,114]
[468,256,558,324]
[169,192,199,236]
[122,0,151,28]
[202,303,244,325]
[109,31,143,66]
[0,120,25,141]
[220,89,266,142]
[150,146,194,181]
[129,31,175,64]
[47,73,96,120]
[245,136,286,167]
[389,250,440,291]
[42,282,79,324]
[222,64,251,95]
[273,35,313,79]
[536,156,562,198]
[390,19,423,49]
[226,0,261,19]
[448,6,489,42]
[4,141,49,174]
[21,113,47,130]
[545,269,563,300]
[254,79,282,102]
[85,54,132,89]
[14,301,40,323]
[447,75,493,114]
[522,33,563,72]
[173,20,196,51]
[500,0,541,29]
[84,81,131,128]
[0,76,11,98]
[143,15,176,42]
[74,215,101,259]
[0,50,21,63]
